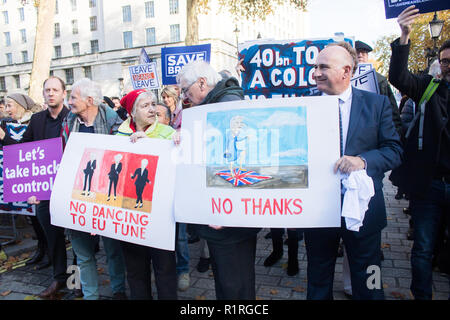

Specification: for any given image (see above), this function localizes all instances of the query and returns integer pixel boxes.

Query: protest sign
[384,0,449,19]
[238,37,354,99]
[0,151,34,215]
[161,44,211,85]
[174,97,341,228]
[128,62,160,90]
[2,138,62,203]
[351,68,380,94]
[50,133,176,251]
[354,63,373,77]
[0,123,34,215]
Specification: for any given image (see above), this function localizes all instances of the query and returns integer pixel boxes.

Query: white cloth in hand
[341,170,375,232]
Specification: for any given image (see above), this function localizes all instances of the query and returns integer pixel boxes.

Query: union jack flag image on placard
[215,169,272,187]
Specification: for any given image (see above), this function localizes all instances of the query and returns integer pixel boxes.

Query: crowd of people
[0,5,448,300]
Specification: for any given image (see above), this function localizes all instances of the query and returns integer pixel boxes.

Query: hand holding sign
[397,5,421,44]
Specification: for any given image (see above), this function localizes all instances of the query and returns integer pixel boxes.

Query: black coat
[108,162,122,181]
[389,38,450,195]
[131,168,149,190]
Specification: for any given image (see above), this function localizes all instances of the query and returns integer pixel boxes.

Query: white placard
[174,97,341,228]
[50,133,176,251]
[351,68,380,94]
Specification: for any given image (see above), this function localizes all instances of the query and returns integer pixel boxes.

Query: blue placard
[239,38,354,99]
[161,44,211,85]
[384,0,449,19]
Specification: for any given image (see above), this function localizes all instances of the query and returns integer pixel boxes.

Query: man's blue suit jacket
[342,87,403,237]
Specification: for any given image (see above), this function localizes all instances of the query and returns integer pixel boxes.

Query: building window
[72,20,78,34]
[0,77,6,91]
[54,22,60,38]
[21,50,28,63]
[169,0,179,14]
[84,66,92,79]
[145,1,154,18]
[90,16,97,31]
[72,42,80,56]
[122,5,131,23]
[4,32,10,46]
[71,0,77,11]
[123,31,133,49]
[55,0,58,14]
[18,7,24,21]
[90,40,99,53]
[54,46,62,58]
[20,29,26,43]
[170,24,180,42]
[89,0,96,8]
[14,75,20,88]
[6,53,12,65]
[3,11,8,24]
[65,68,74,85]
[146,27,156,45]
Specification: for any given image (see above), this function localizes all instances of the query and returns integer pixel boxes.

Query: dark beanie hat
[7,93,36,110]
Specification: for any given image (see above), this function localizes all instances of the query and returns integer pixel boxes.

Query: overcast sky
[307,0,400,47]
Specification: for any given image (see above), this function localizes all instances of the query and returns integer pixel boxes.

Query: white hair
[176,60,222,88]
[72,78,103,106]
[131,90,156,119]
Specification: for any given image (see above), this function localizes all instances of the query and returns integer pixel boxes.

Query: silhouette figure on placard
[224,115,248,177]
[81,153,96,196]
[107,154,123,201]
[130,159,150,208]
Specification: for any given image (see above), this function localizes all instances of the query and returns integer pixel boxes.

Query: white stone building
[0,0,308,100]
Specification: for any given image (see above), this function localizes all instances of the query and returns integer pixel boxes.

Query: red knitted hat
[120,89,147,115]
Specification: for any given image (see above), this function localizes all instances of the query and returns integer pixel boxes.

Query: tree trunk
[28,0,56,105]
[185,0,199,46]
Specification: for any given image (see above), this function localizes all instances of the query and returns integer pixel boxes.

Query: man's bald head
[326,42,358,75]
[312,42,356,95]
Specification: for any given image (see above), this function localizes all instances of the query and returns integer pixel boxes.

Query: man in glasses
[176,61,260,300]
[388,5,450,300]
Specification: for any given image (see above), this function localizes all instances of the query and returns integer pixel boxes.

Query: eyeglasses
[440,59,450,67]
[181,80,197,95]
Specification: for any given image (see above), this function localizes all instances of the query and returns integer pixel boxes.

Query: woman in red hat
[116,88,177,300]
[117,89,175,140]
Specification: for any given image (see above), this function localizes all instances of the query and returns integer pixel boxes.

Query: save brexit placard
[161,44,211,85]
[238,37,354,99]
[2,138,62,202]
[129,62,160,90]
[174,96,341,228]
[384,0,449,19]
[50,133,177,251]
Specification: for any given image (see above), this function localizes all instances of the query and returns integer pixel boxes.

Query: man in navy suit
[303,42,402,300]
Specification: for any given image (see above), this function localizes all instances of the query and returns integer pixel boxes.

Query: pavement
[0,174,448,300]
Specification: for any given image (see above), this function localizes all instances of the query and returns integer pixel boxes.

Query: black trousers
[108,178,118,197]
[83,173,93,192]
[304,222,384,300]
[207,235,257,300]
[30,215,47,249]
[36,200,67,283]
[121,241,177,300]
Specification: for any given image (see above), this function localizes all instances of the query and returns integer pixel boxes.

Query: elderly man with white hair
[61,78,127,300]
[176,60,260,300]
